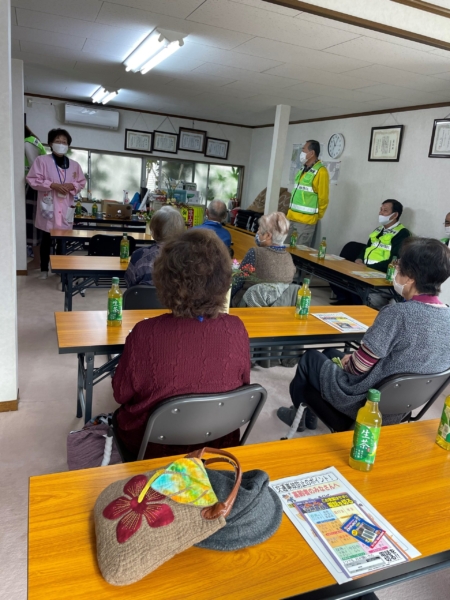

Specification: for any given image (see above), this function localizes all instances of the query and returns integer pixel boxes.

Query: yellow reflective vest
[288,161,324,218]
[364,224,405,265]
[25,136,46,172]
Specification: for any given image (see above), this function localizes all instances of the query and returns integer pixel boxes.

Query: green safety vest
[441,238,449,247]
[364,224,405,265]
[25,135,47,172]
[289,161,324,216]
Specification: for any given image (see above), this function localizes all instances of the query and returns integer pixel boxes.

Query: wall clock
[328,133,345,159]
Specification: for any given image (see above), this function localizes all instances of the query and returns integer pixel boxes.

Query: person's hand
[50,183,67,194]
[355,258,363,264]
[62,183,75,192]
[341,354,352,368]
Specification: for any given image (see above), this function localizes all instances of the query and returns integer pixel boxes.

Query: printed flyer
[270,467,420,584]
[312,312,368,333]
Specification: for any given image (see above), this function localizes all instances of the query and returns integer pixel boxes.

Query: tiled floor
[0,274,448,599]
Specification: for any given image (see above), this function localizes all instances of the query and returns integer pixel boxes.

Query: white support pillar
[264,104,291,214]
[0,0,19,408]
[12,59,26,273]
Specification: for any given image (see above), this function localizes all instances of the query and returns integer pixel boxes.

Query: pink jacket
[26,154,86,232]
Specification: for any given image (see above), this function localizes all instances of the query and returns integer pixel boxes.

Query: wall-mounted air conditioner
[64,104,120,130]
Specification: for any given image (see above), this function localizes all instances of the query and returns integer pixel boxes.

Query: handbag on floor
[67,414,122,471]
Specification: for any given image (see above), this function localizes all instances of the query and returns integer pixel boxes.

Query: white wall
[24,96,253,197]
[12,59,26,272]
[245,105,450,255]
[0,0,18,404]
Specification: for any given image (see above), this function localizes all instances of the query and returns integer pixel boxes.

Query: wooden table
[50,256,129,311]
[55,306,377,423]
[74,215,146,232]
[225,225,393,304]
[28,419,450,600]
[51,229,154,255]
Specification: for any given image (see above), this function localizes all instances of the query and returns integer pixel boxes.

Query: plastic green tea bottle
[295,278,311,320]
[120,233,130,264]
[436,395,450,451]
[349,389,382,472]
[386,256,397,282]
[289,228,298,248]
[107,277,122,327]
[318,236,327,259]
[91,201,98,218]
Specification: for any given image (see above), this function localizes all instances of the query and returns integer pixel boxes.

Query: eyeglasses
[444,222,450,226]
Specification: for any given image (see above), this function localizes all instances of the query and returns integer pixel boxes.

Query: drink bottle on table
[386,256,397,282]
[318,236,327,259]
[120,233,130,263]
[295,278,311,320]
[289,228,298,248]
[436,395,450,451]
[74,199,82,216]
[349,389,382,472]
[107,277,122,327]
[91,201,98,218]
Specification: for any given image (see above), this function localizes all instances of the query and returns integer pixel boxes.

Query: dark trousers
[40,231,60,272]
[289,348,354,432]
[330,283,362,305]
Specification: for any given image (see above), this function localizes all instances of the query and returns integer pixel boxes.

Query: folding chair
[122,285,165,309]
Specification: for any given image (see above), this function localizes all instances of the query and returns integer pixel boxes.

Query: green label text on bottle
[120,245,129,260]
[386,265,395,282]
[108,298,122,322]
[437,405,450,443]
[350,423,381,464]
[299,296,310,316]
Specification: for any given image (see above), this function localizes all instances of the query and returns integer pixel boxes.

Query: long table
[74,215,146,232]
[54,305,377,423]
[51,229,154,255]
[225,225,393,304]
[28,419,450,600]
[50,256,127,311]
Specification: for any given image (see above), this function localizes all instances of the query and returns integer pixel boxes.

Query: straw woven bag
[94,447,242,586]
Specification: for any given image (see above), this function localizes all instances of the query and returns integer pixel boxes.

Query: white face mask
[445,226,450,237]
[393,268,406,297]
[52,143,68,155]
[299,151,308,165]
[379,213,395,225]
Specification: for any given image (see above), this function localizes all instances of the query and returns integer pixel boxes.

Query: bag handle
[185,447,242,520]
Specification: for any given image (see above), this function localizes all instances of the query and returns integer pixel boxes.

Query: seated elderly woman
[113,228,251,459]
[277,237,450,432]
[124,205,185,287]
[231,211,296,307]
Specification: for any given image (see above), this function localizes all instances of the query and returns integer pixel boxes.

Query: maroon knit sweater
[112,312,251,459]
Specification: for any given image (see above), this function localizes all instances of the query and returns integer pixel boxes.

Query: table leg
[84,352,94,424]
[76,354,84,418]
[61,239,67,255]
[65,274,73,312]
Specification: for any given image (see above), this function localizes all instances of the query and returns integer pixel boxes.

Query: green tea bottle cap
[123,233,128,238]
[112,277,120,285]
[303,278,310,285]
[367,389,380,403]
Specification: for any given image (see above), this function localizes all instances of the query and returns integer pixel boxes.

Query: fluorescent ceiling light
[123,29,185,74]
[91,87,119,105]
[140,41,183,74]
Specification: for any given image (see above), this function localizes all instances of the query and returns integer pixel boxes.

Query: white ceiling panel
[103,0,206,20]
[11,38,21,53]
[14,51,77,71]
[187,0,362,50]
[96,3,254,49]
[345,64,450,92]
[355,83,450,103]
[11,0,102,21]
[158,70,238,87]
[325,36,450,75]
[235,37,372,72]
[181,42,284,72]
[191,63,299,87]
[281,82,387,102]
[232,0,302,16]
[11,7,17,26]
[11,25,85,51]
[18,40,90,62]
[264,63,374,90]
[81,39,135,61]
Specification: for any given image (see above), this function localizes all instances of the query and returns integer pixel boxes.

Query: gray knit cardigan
[320,301,450,424]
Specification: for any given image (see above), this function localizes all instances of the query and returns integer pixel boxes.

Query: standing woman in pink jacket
[26,128,86,279]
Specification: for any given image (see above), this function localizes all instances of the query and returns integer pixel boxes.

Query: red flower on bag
[103,474,174,543]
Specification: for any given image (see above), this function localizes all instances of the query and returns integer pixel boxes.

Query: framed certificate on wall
[124,129,152,154]
[429,119,450,158]
[205,137,229,160]
[152,131,178,154]
[368,125,404,162]
[178,128,207,153]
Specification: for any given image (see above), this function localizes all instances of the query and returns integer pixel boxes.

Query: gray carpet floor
[0,273,448,599]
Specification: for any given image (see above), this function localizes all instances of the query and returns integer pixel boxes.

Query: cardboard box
[103,201,132,220]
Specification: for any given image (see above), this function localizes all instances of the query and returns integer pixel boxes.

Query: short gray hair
[207,199,228,222]
[258,212,290,245]
[150,206,185,243]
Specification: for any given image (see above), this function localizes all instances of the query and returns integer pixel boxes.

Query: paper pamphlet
[309,253,344,261]
[312,312,368,333]
[351,271,385,279]
[269,467,420,584]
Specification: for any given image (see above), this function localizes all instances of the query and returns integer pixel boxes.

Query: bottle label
[290,233,297,247]
[92,207,98,217]
[437,405,450,443]
[108,298,122,322]
[386,265,395,282]
[297,295,310,316]
[120,244,129,259]
[350,422,381,464]
[318,245,326,258]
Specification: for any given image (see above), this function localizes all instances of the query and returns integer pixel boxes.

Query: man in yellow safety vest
[287,140,329,247]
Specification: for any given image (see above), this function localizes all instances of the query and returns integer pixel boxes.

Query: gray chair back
[136,384,267,461]
[123,285,165,309]
[378,368,450,420]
